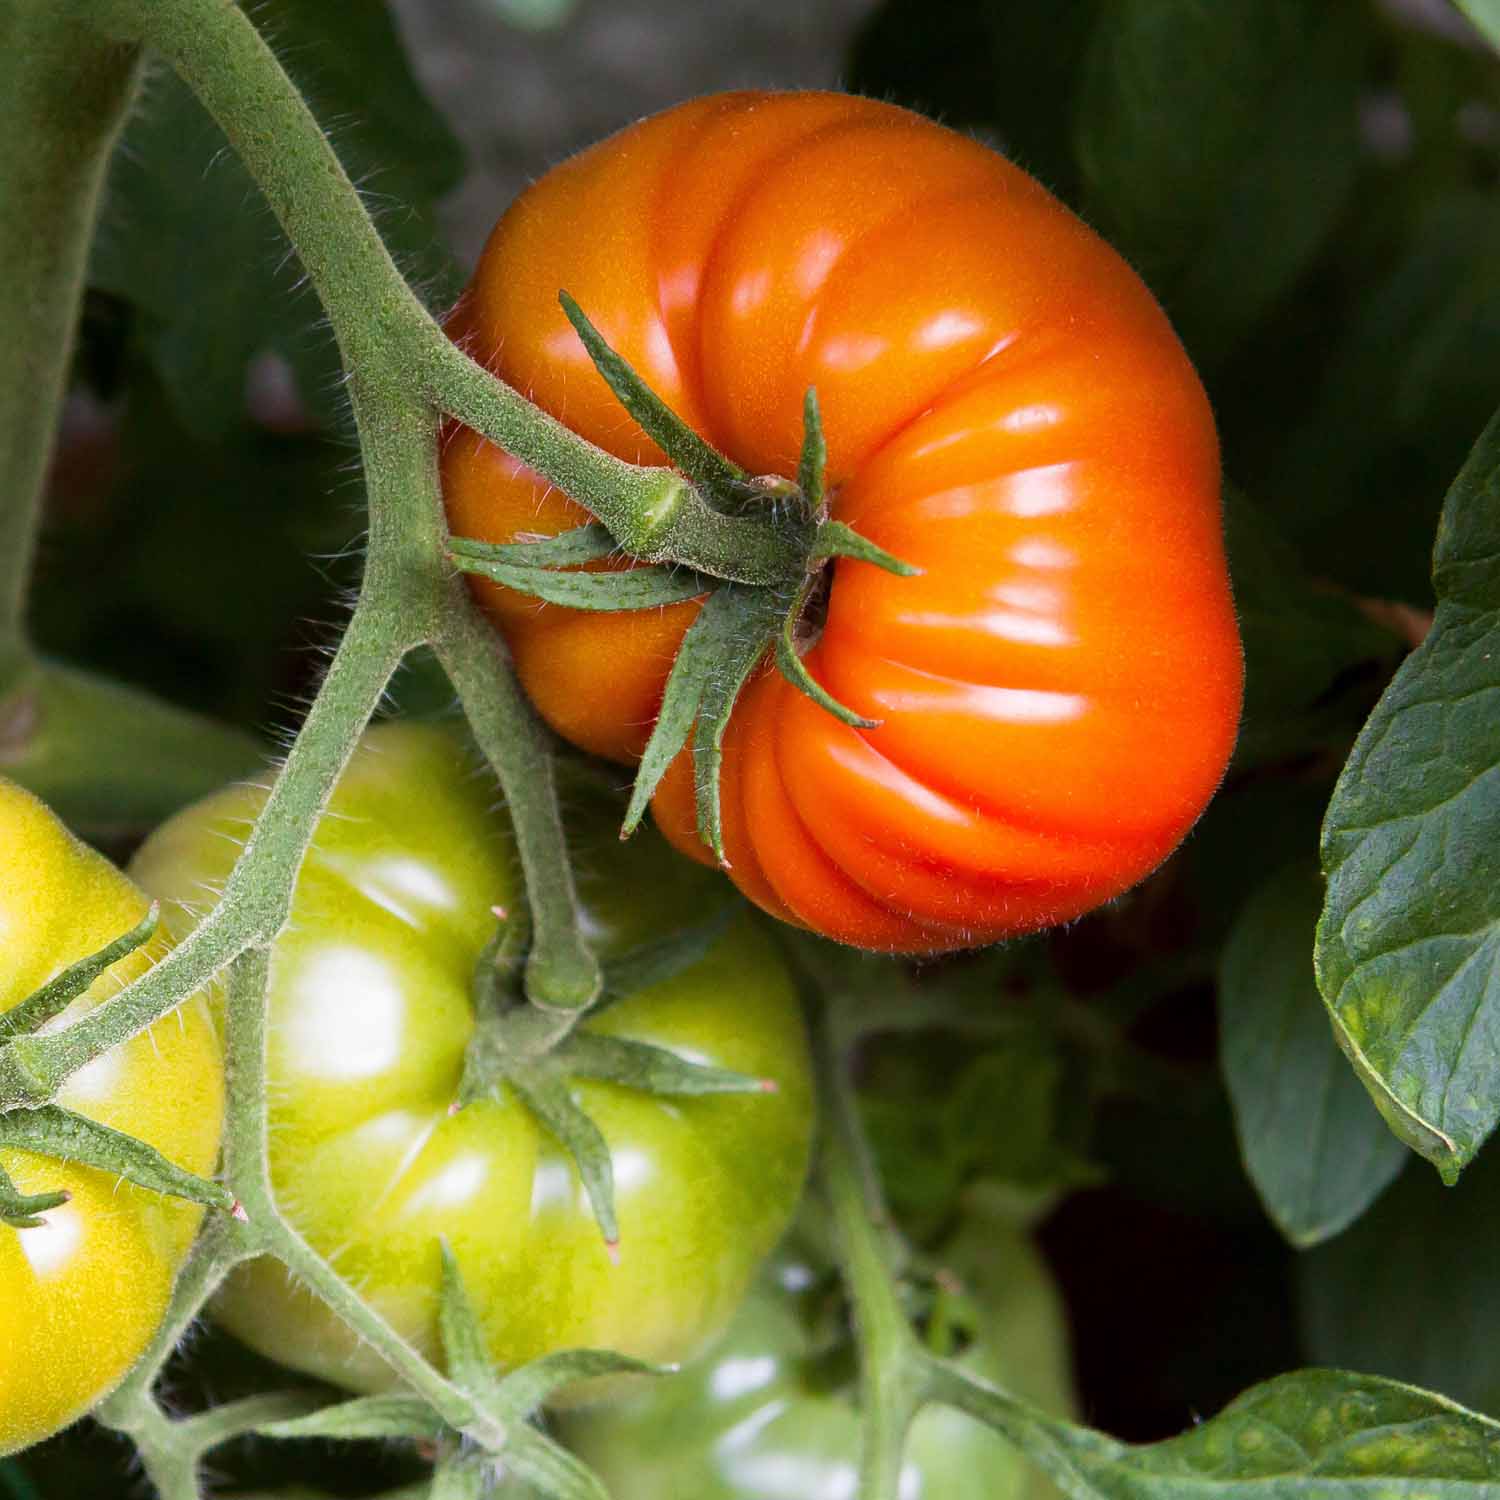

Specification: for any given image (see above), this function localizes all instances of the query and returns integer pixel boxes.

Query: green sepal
[1,904,160,1040]
[449,524,616,569]
[692,587,788,861]
[499,1426,612,1500]
[587,903,738,1018]
[559,1032,773,1097]
[813,519,921,577]
[257,1392,445,1442]
[430,1455,486,1500]
[494,1348,666,1420]
[621,583,775,837]
[797,387,828,516]
[774,581,879,730]
[0,1160,69,1229]
[439,1241,500,1396]
[500,1062,619,1250]
[0,1105,234,1215]
[559,291,747,493]
[449,547,710,613]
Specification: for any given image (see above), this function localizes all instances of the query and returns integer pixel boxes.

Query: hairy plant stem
[815,1003,927,1500]
[0,14,138,685]
[83,0,805,589]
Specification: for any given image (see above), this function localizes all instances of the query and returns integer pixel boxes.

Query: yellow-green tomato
[0,777,223,1456]
[560,1210,1076,1500]
[129,724,814,1395]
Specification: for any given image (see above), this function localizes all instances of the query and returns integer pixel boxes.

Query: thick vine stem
[0,13,139,687]
[814,1000,928,1500]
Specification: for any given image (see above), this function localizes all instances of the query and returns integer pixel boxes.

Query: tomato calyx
[258,1244,657,1492]
[0,904,235,1229]
[453,902,774,1248]
[447,303,920,864]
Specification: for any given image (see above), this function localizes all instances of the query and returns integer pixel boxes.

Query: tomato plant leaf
[258,1392,445,1442]
[0,1106,234,1215]
[1224,491,1397,769]
[500,1425,612,1500]
[1220,864,1406,1247]
[1075,0,1369,367]
[1317,408,1500,1182]
[558,291,746,493]
[448,546,710,612]
[1453,1,1500,54]
[448,524,617,570]
[931,1364,1500,1500]
[1300,1145,1500,1417]
[90,1,464,437]
[775,580,879,730]
[0,903,159,1040]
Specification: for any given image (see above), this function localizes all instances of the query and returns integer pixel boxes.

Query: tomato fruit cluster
[130,724,814,1394]
[0,777,223,1456]
[443,89,1243,954]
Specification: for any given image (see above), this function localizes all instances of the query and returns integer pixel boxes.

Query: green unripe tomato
[559,1206,1076,1500]
[130,724,813,1397]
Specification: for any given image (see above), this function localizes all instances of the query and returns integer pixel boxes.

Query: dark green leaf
[933,1363,1500,1500]
[0,662,264,839]
[449,550,709,612]
[258,1393,444,1442]
[848,0,1101,201]
[1075,0,1369,365]
[1,903,159,1039]
[91,2,464,435]
[0,1106,234,1214]
[558,291,745,492]
[1453,1,1500,54]
[1220,864,1406,1247]
[1301,1146,1500,1418]
[1224,491,1396,768]
[1317,408,1500,1181]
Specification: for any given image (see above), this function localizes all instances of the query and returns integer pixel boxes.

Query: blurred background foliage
[10,0,1500,1493]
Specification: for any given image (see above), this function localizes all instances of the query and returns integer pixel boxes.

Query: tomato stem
[0,14,138,686]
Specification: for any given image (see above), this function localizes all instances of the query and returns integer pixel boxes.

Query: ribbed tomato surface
[442,91,1242,953]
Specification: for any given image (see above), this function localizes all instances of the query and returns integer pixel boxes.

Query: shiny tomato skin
[442,90,1243,954]
[557,1213,1076,1500]
[128,724,814,1398]
[0,777,223,1456]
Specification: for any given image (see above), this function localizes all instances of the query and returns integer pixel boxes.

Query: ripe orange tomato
[442,91,1243,954]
